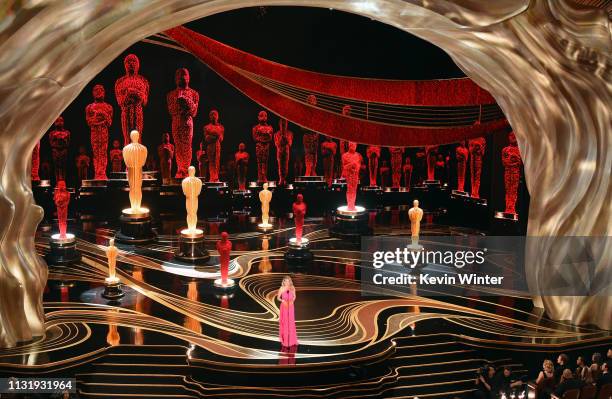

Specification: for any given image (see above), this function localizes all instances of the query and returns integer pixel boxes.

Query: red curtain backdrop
[165,26,508,146]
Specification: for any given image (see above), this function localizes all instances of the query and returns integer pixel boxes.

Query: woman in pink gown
[277,276,298,348]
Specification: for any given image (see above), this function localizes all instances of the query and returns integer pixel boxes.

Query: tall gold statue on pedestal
[408,199,424,249]
[182,166,202,234]
[258,183,272,228]
[123,130,147,214]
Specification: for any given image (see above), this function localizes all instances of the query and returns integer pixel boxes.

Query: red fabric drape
[165,26,508,146]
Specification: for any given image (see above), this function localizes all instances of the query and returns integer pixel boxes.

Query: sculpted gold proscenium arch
[0,0,609,348]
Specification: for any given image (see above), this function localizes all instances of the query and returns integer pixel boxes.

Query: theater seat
[562,389,580,399]
[580,384,596,399]
[598,383,612,399]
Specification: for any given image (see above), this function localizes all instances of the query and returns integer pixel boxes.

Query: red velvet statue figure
[54,180,70,239]
[75,146,90,186]
[252,110,273,182]
[342,142,361,211]
[455,141,469,192]
[390,147,404,188]
[235,143,249,190]
[167,68,199,178]
[379,160,391,188]
[338,105,352,178]
[115,54,149,145]
[403,156,413,189]
[49,116,70,183]
[469,137,486,198]
[303,130,319,176]
[31,141,40,181]
[293,194,307,244]
[274,118,293,186]
[216,232,232,286]
[366,145,381,186]
[321,136,337,187]
[425,145,439,181]
[85,84,113,180]
[157,133,174,184]
[502,132,522,214]
[109,139,123,173]
[203,109,224,182]
[197,142,207,178]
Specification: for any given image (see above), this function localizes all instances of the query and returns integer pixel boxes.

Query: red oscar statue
[425,145,439,181]
[234,143,249,190]
[85,84,113,180]
[75,146,90,186]
[115,54,149,145]
[216,232,233,288]
[109,139,123,173]
[403,156,413,189]
[293,194,307,244]
[321,136,337,187]
[502,132,522,214]
[337,105,351,178]
[197,142,207,178]
[366,145,381,186]
[469,137,486,198]
[167,68,199,178]
[303,130,319,176]
[157,133,174,184]
[54,180,70,239]
[342,142,361,211]
[31,141,40,181]
[379,160,390,188]
[455,142,469,192]
[390,147,404,188]
[252,110,273,182]
[49,116,70,183]
[204,109,224,182]
[274,118,293,186]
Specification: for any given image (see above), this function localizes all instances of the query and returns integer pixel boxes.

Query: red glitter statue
[167,68,199,178]
[31,141,40,181]
[115,54,149,145]
[274,118,293,186]
[54,180,70,239]
[109,139,123,173]
[455,141,469,192]
[502,132,522,214]
[157,133,174,184]
[390,147,404,188]
[234,143,249,190]
[252,110,273,182]
[203,109,224,182]
[469,137,486,198]
[49,116,70,183]
[197,142,207,178]
[336,105,352,178]
[403,156,413,189]
[425,145,439,181]
[366,145,381,186]
[342,142,361,211]
[321,136,337,187]
[75,146,90,186]
[85,84,113,180]
[379,160,390,188]
[216,232,232,286]
[292,194,307,244]
[303,130,319,176]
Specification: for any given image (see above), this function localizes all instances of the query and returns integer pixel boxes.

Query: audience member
[491,366,524,398]
[591,352,602,381]
[597,361,611,394]
[555,354,569,383]
[553,369,584,398]
[576,356,593,384]
[536,359,556,399]
[473,365,495,399]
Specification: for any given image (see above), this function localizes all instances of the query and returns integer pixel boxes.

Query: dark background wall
[38,6,526,215]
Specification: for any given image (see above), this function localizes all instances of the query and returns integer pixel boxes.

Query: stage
[0,209,607,398]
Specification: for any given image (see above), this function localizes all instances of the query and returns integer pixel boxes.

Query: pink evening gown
[279,289,298,347]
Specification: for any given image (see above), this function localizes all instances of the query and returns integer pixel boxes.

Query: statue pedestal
[360,186,383,208]
[102,277,124,300]
[331,205,372,243]
[257,222,274,232]
[284,237,314,263]
[79,179,110,220]
[115,208,156,244]
[492,211,521,235]
[424,179,441,187]
[175,229,210,264]
[494,211,518,221]
[294,176,327,190]
[451,189,469,197]
[213,278,236,290]
[468,197,488,206]
[231,189,252,212]
[46,233,81,265]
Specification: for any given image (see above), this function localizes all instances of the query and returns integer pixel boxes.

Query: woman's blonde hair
[282,275,294,287]
[543,359,554,372]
